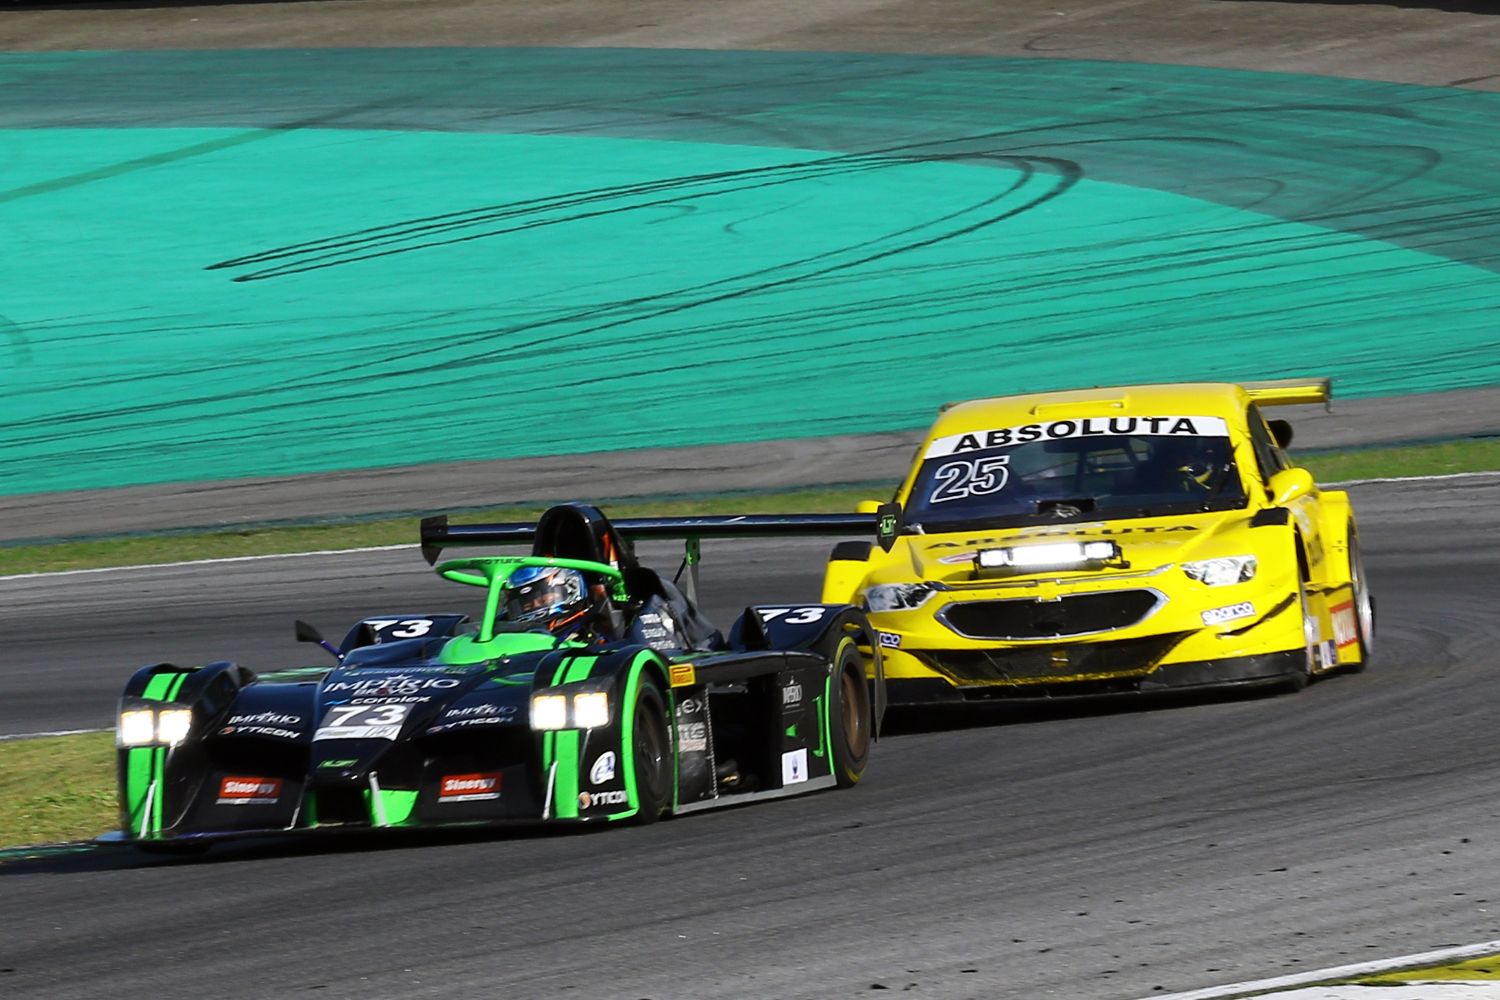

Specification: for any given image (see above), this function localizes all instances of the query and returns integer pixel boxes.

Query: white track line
[2,469,1498,584]
[1142,938,1500,1000]
[1325,469,1500,487]
[0,728,108,742]
[0,543,415,583]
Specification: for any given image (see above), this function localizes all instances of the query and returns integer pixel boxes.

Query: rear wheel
[828,638,872,788]
[628,676,671,824]
[1344,532,1375,673]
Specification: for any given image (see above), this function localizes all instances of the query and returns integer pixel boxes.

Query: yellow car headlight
[864,583,944,613]
[1182,555,1257,587]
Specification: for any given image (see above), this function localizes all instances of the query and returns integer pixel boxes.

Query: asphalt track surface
[5,477,1500,999]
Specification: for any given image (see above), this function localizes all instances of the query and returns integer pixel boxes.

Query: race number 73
[321,704,408,728]
[929,456,1010,504]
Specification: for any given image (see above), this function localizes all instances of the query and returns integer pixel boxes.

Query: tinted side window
[1245,405,1287,485]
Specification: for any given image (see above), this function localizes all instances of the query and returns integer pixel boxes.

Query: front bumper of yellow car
[867,567,1357,704]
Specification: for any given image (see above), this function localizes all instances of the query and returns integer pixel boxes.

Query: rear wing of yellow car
[1242,377,1332,408]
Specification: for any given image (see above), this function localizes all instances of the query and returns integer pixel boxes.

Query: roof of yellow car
[933,382,1249,437]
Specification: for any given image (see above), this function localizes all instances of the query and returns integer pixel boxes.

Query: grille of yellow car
[938,590,1164,640]
[912,633,1191,684]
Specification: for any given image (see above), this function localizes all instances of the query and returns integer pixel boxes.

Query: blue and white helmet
[503,565,589,629]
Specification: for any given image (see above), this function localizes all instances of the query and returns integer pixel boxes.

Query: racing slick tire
[1279,549,1317,694]
[828,637,872,788]
[1344,528,1375,673]
[629,675,672,825]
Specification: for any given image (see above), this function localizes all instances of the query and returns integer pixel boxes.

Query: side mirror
[1267,467,1315,505]
[855,499,882,514]
[294,619,325,645]
[1268,419,1294,449]
[295,619,343,662]
[875,501,902,552]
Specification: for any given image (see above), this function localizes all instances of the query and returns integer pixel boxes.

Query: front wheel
[1279,557,1317,694]
[628,676,671,825]
[828,638,872,788]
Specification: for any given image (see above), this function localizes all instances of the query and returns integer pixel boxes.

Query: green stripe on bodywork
[140,673,175,701]
[364,788,418,826]
[123,669,190,838]
[123,747,153,833]
[543,654,598,821]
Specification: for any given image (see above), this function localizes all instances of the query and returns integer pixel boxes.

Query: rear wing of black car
[420,503,880,604]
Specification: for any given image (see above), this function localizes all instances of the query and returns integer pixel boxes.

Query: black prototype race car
[104,504,885,849]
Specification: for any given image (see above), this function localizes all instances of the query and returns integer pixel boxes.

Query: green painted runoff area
[3,49,1499,496]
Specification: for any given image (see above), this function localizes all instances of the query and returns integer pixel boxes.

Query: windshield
[904,415,1247,530]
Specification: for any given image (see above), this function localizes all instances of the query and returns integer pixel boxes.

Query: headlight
[864,583,942,613]
[531,694,568,730]
[573,692,610,730]
[118,709,156,746]
[1182,555,1257,587]
[156,708,194,746]
[977,541,1120,571]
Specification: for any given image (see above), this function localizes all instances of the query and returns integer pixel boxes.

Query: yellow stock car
[822,380,1374,704]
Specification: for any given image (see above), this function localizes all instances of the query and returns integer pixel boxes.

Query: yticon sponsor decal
[925,416,1229,459]
[782,748,809,786]
[1202,601,1255,627]
[427,702,519,733]
[438,773,502,802]
[219,710,304,739]
[589,752,617,785]
[579,790,628,809]
[217,776,282,805]
[1331,601,1360,649]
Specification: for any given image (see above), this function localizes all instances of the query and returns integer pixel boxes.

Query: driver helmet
[503,565,589,630]
[1149,437,1214,488]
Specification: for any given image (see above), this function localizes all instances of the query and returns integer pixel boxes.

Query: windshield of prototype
[904,415,1248,529]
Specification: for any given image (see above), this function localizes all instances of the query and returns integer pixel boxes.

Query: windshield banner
[923,416,1229,460]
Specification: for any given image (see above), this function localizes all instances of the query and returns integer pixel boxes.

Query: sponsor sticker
[1330,600,1359,649]
[217,776,282,805]
[589,752,617,785]
[579,789,628,809]
[669,664,696,688]
[438,772,502,802]
[782,682,803,710]
[679,721,708,753]
[314,703,412,741]
[759,607,829,625]
[1202,601,1255,627]
[782,748,809,786]
[219,710,303,739]
[924,415,1230,459]
[877,631,902,649]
